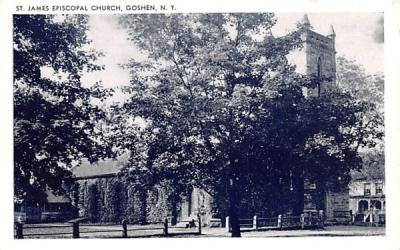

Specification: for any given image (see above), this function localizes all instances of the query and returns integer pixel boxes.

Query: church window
[317,57,322,96]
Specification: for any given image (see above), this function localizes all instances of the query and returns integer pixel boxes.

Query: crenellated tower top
[287,14,337,97]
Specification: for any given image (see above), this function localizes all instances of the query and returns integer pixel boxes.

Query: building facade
[290,15,350,224]
[179,15,350,226]
[14,188,74,223]
[349,179,385,225]
[287,14,336,97]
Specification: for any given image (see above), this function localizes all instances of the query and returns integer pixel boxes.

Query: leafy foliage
[103,179,125,223]
[75,178,179,223]
[115,13,381,236]
[13,15,114,204]
[336,56,384,180]
[86,183,100,222]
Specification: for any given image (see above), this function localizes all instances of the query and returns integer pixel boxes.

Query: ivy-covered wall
[70,177,182,224]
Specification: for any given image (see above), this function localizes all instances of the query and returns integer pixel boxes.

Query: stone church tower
[287,14,337,96]
[178,15,348,226]
[288,14,349,222]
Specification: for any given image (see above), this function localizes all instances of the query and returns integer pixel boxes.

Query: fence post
[163,218,169,236]
[15,222,23,239]
[253,216,257,230]
[197,214,202,235]
[369,212,373,225]
[373,212,378,227]
[277,214,282,229]
[122,219,128,238]
[319,210,324,228]
[349,210,353,225]
[72,222,80,238]
[303,212,308,226]
[225,216,230,232]
[300,213,305,229]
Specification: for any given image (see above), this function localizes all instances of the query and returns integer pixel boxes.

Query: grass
[16,224,385,239]
[18,223,200,239]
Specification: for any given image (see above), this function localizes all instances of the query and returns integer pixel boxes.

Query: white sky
[274,12,384,72]
[82,13,384,89]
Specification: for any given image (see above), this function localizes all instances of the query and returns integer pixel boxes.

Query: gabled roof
[71,154,129,179]
[46,188,71,203]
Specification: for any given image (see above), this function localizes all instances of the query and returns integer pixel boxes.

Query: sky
[274,12,384,71]
[81,13,384,89]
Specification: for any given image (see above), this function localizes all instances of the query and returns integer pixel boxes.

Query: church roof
[46,188,71,203]
[71,154,129,179]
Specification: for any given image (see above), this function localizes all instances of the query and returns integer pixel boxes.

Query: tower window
[317,57,322,96]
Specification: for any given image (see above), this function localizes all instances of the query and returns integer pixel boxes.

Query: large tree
[14,15,113,205]
[336,56,384,180]
[115,13,379,237]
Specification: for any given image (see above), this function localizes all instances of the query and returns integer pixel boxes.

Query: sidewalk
[198,225,385,237]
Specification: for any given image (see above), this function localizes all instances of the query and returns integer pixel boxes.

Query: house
[349,178,385,225]
[14,188,73,223]
[14,156,127,224]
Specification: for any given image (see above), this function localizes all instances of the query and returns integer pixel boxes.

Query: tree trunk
[170,195,179,226]
[228,177,241,237]
[293,167,305,215]
[138,189,147,225]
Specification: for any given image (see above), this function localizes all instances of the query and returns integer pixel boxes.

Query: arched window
[374,200,382,210]
[358,200,369,213]
[317,57,322,96]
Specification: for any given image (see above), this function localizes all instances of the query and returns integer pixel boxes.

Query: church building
[177,15,350,226]
[30,15,351,226]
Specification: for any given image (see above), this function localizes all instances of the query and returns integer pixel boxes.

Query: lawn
[18,223,200,239]
[16,224,385,239]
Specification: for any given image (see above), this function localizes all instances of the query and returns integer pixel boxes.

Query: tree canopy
[113,13,381,237]
[13,14,384,237]
[14,15,113,204]
[336,56,384,180]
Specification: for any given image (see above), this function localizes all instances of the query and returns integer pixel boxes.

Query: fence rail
[23,224,71,229]
[226,211,324,232]
[15,215,202,239]
[257,217,278,228]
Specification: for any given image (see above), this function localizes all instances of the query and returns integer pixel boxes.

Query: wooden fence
[15,216,202,239]
[353,212,386,226]
[226,211,324,232]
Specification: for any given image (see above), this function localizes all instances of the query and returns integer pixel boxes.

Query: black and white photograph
[11,12,387,239]
[1,1,400,248]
